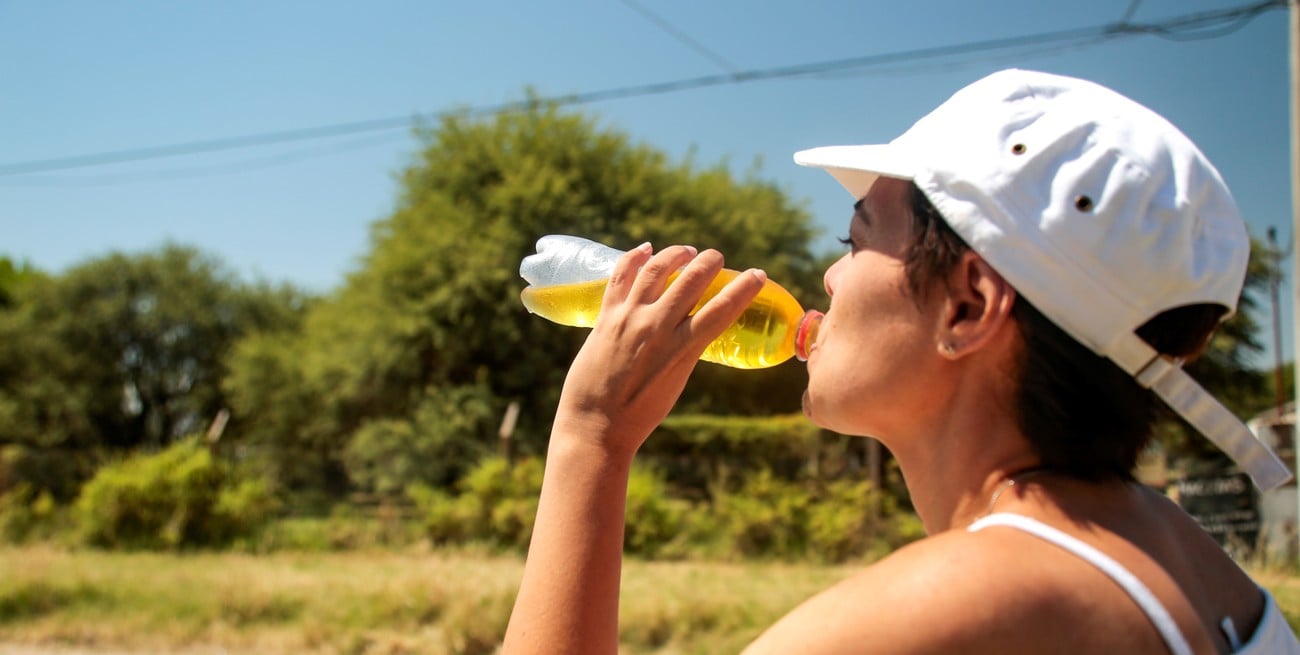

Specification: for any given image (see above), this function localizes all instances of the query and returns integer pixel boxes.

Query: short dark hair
[903,184,1226,481]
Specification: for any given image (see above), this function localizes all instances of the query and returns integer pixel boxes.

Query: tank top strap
[968,512,1194,655]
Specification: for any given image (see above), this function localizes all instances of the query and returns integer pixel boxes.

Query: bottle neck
[794,310,823,362]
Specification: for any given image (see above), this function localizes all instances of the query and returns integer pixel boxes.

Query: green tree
[0,256,38,308]
[224,99,823,501]
[0,245,308,499]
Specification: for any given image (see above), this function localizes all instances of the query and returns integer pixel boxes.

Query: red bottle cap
[794,310,823,362]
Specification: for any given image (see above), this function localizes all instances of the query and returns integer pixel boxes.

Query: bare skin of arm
[501,243,764,655]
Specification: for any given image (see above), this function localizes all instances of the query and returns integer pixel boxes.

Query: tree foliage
[343,381,496,497]
[224,100,824,500]
[0,256,39,309]
[0,245,308,498]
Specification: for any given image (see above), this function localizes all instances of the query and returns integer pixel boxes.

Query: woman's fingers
[602,241,654,308]
[625,244,698,306]
[681,267,766,349]
[602,242,766,357]
[654,248,722,318]
[608,242,765,324]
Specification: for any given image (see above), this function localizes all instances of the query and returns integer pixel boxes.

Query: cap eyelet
[1075,195,1094,212]
[1011,143,1027,155]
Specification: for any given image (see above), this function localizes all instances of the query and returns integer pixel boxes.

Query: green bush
[714,469,812,559]
[410,456,543,551]
[806,479,901,563]
[0,485,66,544]
[0,444,98,504]
[75,439,278,549]
[624,464,691,559]
[343,383,496,498]
[644,415,820,497]
[411,457,696,558]
[408,453,922,563]
[805,479,866,563]
[710,469,925,563]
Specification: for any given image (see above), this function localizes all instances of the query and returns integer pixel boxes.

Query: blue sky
[1,1,1294,367]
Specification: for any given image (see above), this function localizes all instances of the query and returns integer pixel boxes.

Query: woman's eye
[837,235,856,250]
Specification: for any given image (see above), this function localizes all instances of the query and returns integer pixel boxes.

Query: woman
[501,69,1300,653]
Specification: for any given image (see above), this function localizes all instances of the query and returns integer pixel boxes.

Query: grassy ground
[0,544,856,655]
[2,544,1299,655]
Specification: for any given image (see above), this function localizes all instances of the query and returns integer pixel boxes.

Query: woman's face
[802,177,948,439]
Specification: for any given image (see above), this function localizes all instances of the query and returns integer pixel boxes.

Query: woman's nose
[823,254,848,297]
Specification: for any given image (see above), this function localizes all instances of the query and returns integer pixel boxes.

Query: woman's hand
[504,242,764,655]
[551,242,766,461]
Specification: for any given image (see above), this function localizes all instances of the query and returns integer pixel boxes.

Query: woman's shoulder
[743,529,1114,654]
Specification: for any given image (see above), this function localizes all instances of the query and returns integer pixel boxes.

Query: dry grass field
[0,544,858,654]
[2,544,1298,654]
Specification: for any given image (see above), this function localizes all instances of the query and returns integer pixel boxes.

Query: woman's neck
[885,389,1041,534]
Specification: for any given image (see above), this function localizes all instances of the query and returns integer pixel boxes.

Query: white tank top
[968,512,1300,654]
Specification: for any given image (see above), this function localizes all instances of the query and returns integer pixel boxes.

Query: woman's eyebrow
[852,198,872,226]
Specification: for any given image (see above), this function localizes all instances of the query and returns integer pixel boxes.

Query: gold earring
[942,343,956,355]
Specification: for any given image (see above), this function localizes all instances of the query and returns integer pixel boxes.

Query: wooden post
[499,400,521,464]
[205,409,229,446]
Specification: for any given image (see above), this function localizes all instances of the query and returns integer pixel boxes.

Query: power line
[809,0,1273,80]
[1120,0,1144,25]
[0,0,1285,179]
[0,116,416,177]
[620,0,740,74]
[803,34,1115,81]
[0,132,408,188]
[1143,5,1271,41]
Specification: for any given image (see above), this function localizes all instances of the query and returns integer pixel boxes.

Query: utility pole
[1289,0,1299,563]
[1269,227,1288,416]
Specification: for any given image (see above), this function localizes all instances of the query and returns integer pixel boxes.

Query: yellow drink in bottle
[520,268,820,370]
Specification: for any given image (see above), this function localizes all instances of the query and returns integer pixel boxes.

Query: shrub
[409,453,923,563]
[711,469,925,563]
[0,444,98,503]
[714,469,812,559]
[343,383,495,498]
[624,464,691,558]
[75,439,278,549]
[0,485,66,544]
[412,457,696,558]
[805,479,880,563]
[410,456,543,551]
[644,414,820,498]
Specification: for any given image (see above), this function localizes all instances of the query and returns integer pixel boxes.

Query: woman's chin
[801,390,831,429]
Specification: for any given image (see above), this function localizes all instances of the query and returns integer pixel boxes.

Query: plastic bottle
[518,235,823,370]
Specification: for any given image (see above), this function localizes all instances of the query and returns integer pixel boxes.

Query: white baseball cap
[795,68,1291,491]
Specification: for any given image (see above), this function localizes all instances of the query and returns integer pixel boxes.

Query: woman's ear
[937,252,1016,359]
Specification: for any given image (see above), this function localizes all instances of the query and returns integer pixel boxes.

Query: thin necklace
[983,468,1051,517]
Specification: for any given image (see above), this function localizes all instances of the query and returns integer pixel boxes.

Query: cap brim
[794,144,920,200]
